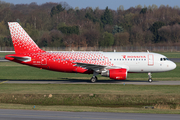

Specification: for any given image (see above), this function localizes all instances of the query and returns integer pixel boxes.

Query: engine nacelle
[101,68,127,80]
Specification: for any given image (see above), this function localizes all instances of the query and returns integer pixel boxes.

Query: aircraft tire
[91,76,97,83]
[148,78,153,83]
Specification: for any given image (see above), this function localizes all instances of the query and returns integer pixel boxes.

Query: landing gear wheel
[148,72,153,83]
[90,76,97,83]
[148,78,153,83]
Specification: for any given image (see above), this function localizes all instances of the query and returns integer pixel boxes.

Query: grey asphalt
[0,109,179,120]
[169,58,180,62]
[1,80,179,85]
[0,57,8,62]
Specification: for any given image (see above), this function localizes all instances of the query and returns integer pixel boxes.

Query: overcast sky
[3,0,180,10]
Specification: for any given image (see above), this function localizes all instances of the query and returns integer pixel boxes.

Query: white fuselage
[101,52,176,73]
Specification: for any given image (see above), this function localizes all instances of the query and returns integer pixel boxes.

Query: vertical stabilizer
[8,22,44,54]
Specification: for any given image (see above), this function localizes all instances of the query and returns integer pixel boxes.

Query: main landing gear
[90,72,98,83]
[148,72,153,83]
[90,76,98,83]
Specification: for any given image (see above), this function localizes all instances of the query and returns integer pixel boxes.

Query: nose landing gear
[148,72,153,83]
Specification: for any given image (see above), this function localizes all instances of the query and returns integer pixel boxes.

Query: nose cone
[168,61,176,70]
[171,62,176,70]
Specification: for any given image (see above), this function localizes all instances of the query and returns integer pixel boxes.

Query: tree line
[0,1,180,48]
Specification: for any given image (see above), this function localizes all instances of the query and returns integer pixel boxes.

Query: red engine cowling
[109,68,127,80]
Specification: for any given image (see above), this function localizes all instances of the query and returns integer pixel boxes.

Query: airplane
[5,22,176,83]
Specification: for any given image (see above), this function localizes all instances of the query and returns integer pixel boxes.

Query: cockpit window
[160,58,169,61]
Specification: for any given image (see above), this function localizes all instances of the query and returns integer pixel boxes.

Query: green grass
[0,62,179,81]
[0,84,180,95]
[0,85,179,109]
[0,103,179,114]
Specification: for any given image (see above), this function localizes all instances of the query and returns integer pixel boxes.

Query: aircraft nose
[171,62,176,70]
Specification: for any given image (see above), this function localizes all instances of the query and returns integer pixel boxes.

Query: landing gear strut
[148,72,153,83]
[90,76,97,83]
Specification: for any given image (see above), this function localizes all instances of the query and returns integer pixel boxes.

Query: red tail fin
[8,22,44,54]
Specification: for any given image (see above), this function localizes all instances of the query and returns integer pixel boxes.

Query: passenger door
[148,54,154,66]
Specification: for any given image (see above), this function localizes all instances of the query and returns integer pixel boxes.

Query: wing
[73,62,107,71]
[73,62,128,72]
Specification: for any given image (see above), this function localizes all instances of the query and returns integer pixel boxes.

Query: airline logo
[122,55,146,59]
[122,55,126,59]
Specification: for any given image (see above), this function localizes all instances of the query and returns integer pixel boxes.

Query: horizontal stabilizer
[5,55,31,62]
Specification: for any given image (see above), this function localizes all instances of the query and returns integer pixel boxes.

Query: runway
[0,109,179,120]
[1,80,180,85]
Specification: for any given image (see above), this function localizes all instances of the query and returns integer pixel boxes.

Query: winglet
[8,22,44,54]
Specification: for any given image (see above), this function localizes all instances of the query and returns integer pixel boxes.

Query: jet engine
[101,68,127,80]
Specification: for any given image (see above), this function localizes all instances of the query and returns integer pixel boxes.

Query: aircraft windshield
[160,58,169,61]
